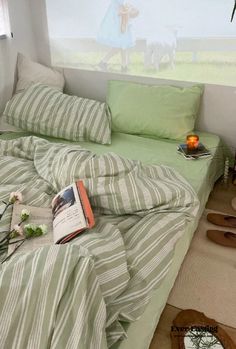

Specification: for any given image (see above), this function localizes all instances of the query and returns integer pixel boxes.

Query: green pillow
[3,83,111,144]
[107,80,203,140]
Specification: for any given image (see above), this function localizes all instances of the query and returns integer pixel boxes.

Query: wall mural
[46,0,236,86]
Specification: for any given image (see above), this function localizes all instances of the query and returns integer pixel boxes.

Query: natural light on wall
[46,0,236,87]
[0,0,9,37]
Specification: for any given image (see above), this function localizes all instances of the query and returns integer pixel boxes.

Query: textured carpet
[168,209,236,328]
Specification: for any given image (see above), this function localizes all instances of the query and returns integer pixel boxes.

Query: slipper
[207,213,236,228]
[232,197,236,211]
[207,230,236,248]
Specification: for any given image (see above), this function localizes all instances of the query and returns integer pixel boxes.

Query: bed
[0,123,224,349]
[0,63,225,349]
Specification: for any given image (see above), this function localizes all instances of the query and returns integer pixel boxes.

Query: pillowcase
[107,80,203,140]
[15,53,65,93]
[0,116,22,132]
[3,83,111,144]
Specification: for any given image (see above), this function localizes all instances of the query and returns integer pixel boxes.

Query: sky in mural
[46,0,236,38]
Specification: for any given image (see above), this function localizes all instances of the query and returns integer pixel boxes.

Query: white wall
[64,69,236,150]
[0,0,37,112]
[0,38,13,112]
[28,0,50,66]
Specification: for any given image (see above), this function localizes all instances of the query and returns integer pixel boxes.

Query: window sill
[0,34,7,40]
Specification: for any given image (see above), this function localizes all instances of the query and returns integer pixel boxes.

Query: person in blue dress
[97,0,139,72]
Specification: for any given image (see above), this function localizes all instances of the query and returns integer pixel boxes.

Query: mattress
[0,130,224,349]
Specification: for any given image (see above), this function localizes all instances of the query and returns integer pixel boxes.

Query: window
[46,0,236,87]
[0,0,9,37]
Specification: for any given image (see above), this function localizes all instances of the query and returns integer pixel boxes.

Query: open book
[9,181,94,255]
[52,181,94,243]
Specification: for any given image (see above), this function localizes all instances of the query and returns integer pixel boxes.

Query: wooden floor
[149,175,236,349]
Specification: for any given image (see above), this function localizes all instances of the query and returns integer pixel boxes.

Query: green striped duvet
[0,136,199,348]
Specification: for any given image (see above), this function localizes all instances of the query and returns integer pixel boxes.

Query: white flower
[21,209,30,221]
[39,224,48,235]
[24,223,37,239]
[9,192,23,204]
[13,224,24,237]
[24,223,37,231]
[24,223,48,238]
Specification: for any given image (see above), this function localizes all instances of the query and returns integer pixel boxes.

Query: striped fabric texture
[3,83,111,144]
[0,136,199,348]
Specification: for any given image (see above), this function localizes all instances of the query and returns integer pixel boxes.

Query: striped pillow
[3,83,111,144]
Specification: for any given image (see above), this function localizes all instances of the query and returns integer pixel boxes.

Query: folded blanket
[0,136,199,348]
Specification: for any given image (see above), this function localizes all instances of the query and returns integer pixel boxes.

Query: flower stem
[0,233,10,245]
[1,239,26,264]
[0,203,12,222]
[8,238,26,245]
[0,238,25,251]
[0,219,24,245]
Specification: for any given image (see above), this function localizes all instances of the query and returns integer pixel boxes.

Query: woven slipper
[207,213,236,228]
[207,230,236,248]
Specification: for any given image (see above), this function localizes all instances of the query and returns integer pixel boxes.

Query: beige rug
[168,209,236,328]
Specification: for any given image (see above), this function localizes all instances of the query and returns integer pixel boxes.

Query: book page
[52,183,87,243]
[8,204,53,256]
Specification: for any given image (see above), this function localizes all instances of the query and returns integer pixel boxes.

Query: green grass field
[51,50,236,86]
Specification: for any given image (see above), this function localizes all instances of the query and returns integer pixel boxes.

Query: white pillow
[15,53,65,93]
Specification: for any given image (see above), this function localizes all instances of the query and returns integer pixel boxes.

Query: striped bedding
[3,83,111,144]
[0,136,199,348]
